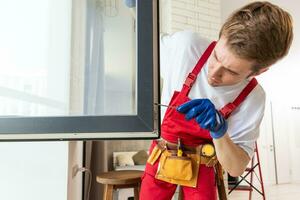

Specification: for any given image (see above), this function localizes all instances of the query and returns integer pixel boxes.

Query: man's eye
[229,71,238,76]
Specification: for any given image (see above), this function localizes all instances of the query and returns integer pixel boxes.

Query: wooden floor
[229,183,300,200]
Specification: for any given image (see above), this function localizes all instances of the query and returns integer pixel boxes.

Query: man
[140,1,293,200]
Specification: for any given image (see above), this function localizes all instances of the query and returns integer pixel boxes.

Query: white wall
[0,142,68,200]
[161,0,222,40]
[220,0,248,22]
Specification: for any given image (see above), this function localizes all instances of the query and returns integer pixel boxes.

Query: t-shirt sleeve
[160,32,175,79]
[227,85,266,158]
[160,31,208,79]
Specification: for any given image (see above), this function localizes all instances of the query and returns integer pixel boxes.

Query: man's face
[207,37,254,87]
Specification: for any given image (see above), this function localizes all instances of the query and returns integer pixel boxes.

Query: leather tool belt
[147,140,218,187]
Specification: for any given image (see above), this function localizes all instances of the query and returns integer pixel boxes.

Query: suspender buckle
[184,73,197,88]
[219,103,236,119]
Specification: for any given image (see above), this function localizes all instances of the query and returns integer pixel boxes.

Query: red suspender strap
[219,78,258,119]
[181,41,217,96]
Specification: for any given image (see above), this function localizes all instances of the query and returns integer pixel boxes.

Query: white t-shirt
[160,30,266,158]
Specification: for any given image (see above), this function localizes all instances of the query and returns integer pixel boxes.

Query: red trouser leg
[181,165,217,200]
[140,141,177,200]
[139,172,177,200]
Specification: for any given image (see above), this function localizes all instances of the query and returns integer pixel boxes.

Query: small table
[96,170,143,200]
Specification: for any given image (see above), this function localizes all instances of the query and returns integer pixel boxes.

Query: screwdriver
[154,103,178,109]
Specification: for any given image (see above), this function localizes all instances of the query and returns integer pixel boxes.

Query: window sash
[0,0,160,141]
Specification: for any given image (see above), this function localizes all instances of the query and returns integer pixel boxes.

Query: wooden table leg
[134,185,140,200]
[103,184,114,200]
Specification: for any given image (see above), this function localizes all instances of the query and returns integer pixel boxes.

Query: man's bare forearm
[213,133,250,177]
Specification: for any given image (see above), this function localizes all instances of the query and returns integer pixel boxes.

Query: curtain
[84,0,106,199]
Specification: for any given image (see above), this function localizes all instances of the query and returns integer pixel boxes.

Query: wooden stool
[96,170,143,200]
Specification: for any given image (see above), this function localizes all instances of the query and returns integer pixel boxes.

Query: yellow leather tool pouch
[147,145,163,165]
[155,150,200,187]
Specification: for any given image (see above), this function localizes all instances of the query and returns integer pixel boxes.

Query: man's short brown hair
[219,1,293,71]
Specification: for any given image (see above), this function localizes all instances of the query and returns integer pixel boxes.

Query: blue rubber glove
[177,99,228,139]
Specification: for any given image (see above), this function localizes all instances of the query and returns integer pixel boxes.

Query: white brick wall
[161,0,221,40]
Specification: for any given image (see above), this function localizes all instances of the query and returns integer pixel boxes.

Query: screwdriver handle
[177,138,183,157]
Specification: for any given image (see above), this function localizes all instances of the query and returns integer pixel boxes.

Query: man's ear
[249,67,269,78]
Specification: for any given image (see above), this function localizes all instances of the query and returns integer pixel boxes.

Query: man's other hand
[177,99,228,139]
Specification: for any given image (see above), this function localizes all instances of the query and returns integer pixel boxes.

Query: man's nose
[211,63,223,78]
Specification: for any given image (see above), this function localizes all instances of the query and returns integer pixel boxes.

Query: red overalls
[140,42,258,200]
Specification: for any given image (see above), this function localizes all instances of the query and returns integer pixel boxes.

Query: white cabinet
[257,101,277,185]
[272,103,300,183]
[258,101,300,184]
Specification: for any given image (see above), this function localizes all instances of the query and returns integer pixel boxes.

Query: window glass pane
[0,0,71,116]
[0,0,136,117]
[83,0,137,116]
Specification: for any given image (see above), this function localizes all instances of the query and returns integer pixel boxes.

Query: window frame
[0,0,160,141]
